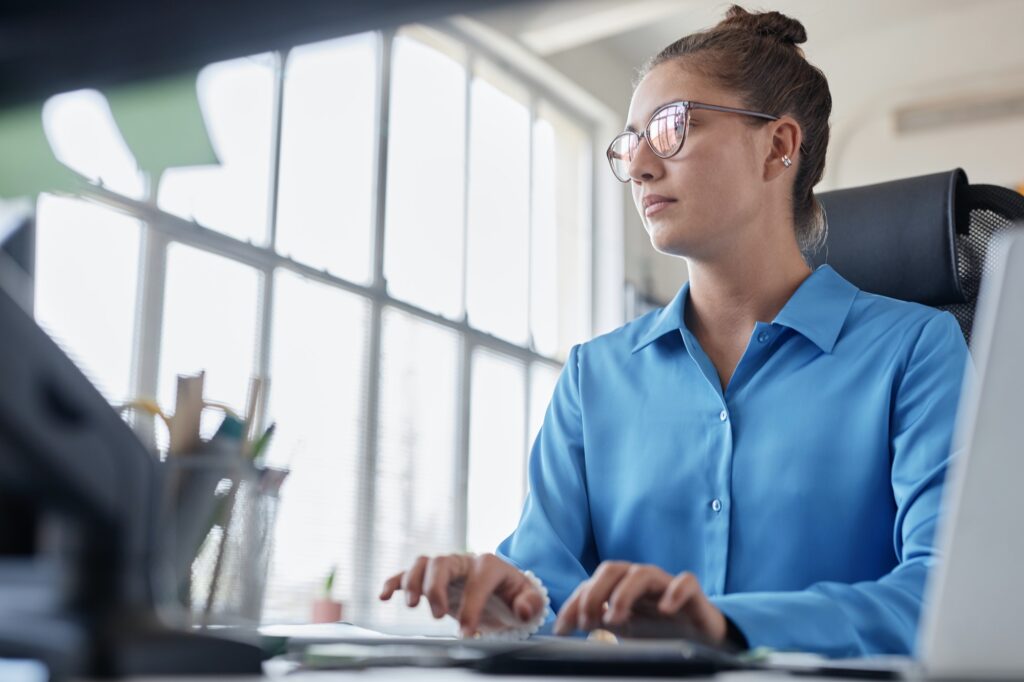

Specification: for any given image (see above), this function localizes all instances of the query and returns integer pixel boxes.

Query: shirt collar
[630,264,860,354]
[630,279,691,354]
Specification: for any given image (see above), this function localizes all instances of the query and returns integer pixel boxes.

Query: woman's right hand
[379,553,546,637]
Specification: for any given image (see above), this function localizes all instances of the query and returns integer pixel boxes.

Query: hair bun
[722,5,807,45]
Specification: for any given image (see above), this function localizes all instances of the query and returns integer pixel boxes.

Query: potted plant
[311,565,343,623]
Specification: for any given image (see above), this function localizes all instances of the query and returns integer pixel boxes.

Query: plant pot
[311,598,343,623]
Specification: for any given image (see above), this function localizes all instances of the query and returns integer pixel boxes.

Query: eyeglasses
[606,101,779,183]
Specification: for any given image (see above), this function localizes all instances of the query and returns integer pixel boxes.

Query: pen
[250,422,276,462]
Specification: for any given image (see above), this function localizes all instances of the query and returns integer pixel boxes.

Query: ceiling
[469,0,1024,187]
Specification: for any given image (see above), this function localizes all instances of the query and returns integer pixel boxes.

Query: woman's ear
[764,116,802,181]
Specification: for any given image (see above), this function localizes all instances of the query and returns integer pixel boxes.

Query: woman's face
[626,62,772,260]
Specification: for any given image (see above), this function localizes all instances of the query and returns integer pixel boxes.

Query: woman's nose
[628,136,662,182]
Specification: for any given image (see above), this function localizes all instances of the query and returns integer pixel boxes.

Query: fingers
[659,573,727,643]
[657,572,700,614]
[400,555,430,607]
[554,561,631,635]
[378,553,545,638]
[422,556,453,619]
[379,571,404,601]
[511,584,545,622]
[604,565,672,626]
[457,554,511,637]
[555,562,676,635]
[382,554,475,620]
[553,582,584,636]
[578,562,632,629]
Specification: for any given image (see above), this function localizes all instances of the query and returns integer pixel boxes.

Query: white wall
[819,0,1024,190]
[480,0,1024,308]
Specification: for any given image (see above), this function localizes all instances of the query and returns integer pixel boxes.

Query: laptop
[913,227,1024,679]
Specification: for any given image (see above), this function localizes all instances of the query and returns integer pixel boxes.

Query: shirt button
[719,410,728,421]
[711,499,723,512]
[757,331,770,343]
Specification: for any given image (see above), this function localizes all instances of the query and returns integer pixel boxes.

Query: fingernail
[431,604,443,618]
[406,593,414,606]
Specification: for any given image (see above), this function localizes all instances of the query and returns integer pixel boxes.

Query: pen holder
[160,443,286,629]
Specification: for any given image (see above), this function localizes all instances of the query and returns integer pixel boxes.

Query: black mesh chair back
[811,168,1024,346]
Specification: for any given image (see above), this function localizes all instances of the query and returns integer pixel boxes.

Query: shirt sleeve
[710,311,971,658]
[496,344,599,620]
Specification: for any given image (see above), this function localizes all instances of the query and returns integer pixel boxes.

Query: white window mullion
[253,50,287,436]
[521,362,532,503]
[352,29,393,622]
[454,336,473,551]
[128,174,168,449]
[526,97,537,352]
[454,50,475,551]
[523,97,537,502]
[458,53,475,324]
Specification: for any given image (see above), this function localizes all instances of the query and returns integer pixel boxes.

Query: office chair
[811,168,1024,347]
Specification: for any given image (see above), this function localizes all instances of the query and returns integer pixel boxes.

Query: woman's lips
[644,198,677,217]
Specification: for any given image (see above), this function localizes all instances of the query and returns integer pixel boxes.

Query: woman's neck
[683,241,812,341]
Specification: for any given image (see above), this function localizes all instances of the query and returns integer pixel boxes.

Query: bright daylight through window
[33,23,594,631]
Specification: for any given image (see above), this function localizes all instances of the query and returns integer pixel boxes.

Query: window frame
[64,23,607,624]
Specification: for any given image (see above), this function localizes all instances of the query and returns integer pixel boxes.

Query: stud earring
[781,155,792,168]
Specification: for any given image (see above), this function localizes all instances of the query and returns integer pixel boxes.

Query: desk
[107,663,879,682]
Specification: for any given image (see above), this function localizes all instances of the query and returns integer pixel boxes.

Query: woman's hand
[379,553,546,637]
[553,562,727,645]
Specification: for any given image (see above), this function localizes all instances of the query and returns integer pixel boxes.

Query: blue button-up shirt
[497,265,969,657]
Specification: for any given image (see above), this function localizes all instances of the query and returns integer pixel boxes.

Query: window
[157,244,261,442]
[275,34,378,282]
[34,23,595,631]
[261,270,370,622]
[371,307,460,630]
[42,90,145,199]
[465,62,531,345]
[467,348,527,554]
[158,54,277,244]
[383,31,467,319]
[33,194,140,403]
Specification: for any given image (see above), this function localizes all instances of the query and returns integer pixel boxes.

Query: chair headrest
[811,169,969,306]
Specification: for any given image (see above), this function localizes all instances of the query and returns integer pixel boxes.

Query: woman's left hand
[553,561,727,645]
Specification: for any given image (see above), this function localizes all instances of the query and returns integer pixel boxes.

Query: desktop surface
[89,665,877,682]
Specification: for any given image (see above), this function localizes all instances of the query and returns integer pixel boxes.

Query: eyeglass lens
[608,103,687,181]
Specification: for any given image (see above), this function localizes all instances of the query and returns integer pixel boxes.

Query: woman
[380,6,968,657]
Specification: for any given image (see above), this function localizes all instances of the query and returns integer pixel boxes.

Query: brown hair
[637,5,832,255]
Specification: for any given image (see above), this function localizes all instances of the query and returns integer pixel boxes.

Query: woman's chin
[647,223,692,257]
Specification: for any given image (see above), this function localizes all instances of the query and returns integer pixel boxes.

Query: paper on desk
[260,621,392,641]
